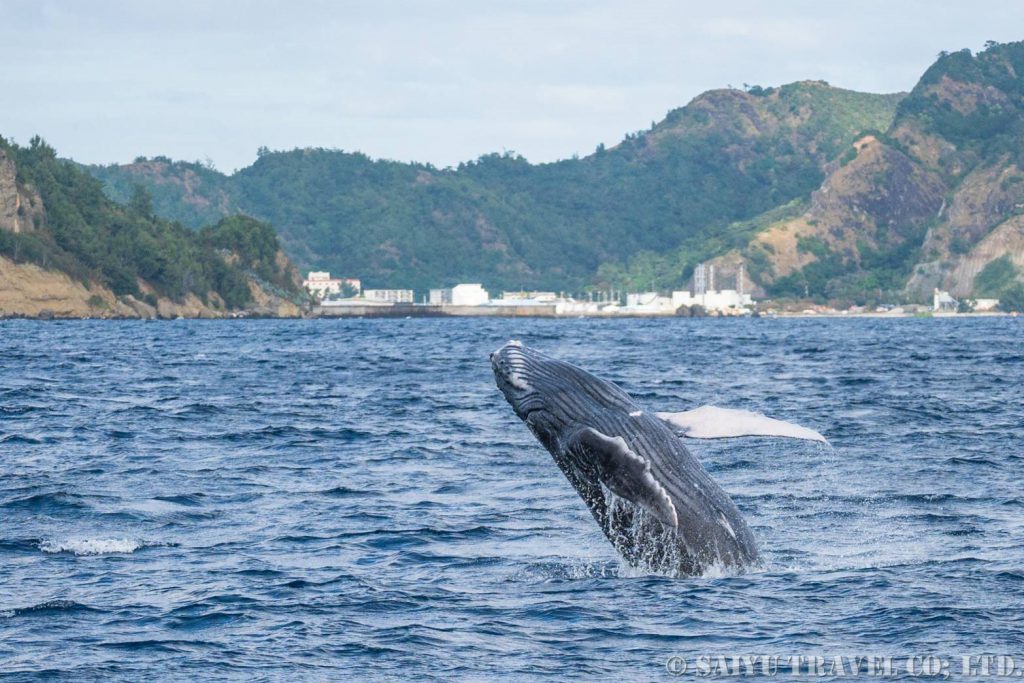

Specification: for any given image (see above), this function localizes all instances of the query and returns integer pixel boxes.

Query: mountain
[83,42,1024,309]
[719,40,1024,308]
[0,136,308,318]
[87,82,903,294]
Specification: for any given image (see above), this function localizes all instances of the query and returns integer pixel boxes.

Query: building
[428,288,450,305]
[363,289,414,303]
[933,289,957,312]
[452,283,489,306]
[974,298,1000,312]
[303,271,361,300]
[672,289,753,313]
[671,261,754,313]
[430,283,490,306]
[625,292,675,313]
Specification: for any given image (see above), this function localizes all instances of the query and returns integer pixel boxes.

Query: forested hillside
[0,136,306,317]
[81,41,1024,308]
[721,40,1024,307]
[89,82,902,293]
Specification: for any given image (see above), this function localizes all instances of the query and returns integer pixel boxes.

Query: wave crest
[39,537,142,555]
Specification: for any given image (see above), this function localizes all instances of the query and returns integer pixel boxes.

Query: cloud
[1,1,1023,170]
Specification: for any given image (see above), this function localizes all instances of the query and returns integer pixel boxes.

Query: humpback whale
[490,341,824,576]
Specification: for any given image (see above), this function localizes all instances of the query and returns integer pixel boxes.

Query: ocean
[1,317,1022,680]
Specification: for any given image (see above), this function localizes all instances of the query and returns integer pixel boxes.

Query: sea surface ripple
[1,317,1023,680]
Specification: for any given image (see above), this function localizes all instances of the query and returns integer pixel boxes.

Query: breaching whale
[490,341,825,576]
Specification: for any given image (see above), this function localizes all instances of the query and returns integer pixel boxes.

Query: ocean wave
[0,599,100,619]
[39,537,142,555]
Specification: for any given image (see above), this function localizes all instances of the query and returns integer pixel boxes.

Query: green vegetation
[767,221,931,306]
[87,83,902,294]
[0,136,299,309]
[75,45,1024,306]
[975,254,1018,296]
[897,41,1024,171]
[1000,283,1024,312]
[200,215,298,296]
[89,157,234,228]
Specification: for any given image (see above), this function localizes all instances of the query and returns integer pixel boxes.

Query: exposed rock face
[0,149,45,234]
[246,278,304,317]
[0,146,308,319]
[747,135,945,289]
[743,42,1024,301]
[907,160,1024,297]
[0,255,129,317]
[943,217,1024,296]
[0,255,305,318]
[803,137,945,256]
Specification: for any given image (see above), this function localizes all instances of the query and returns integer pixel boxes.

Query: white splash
[657,405,827,442]
[39,538,142,556]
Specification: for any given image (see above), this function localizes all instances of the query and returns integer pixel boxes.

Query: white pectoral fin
[571,427,678,528]
[656,405,827,443]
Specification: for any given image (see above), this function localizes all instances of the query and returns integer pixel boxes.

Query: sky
[2,0,1023,172]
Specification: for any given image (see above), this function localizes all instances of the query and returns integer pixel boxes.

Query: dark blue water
[1,317,1022,679]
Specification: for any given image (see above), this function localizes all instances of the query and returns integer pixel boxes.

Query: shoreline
[0,310,1016,321]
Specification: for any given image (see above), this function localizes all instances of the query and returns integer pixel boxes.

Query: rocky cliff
[734,41,1024,304]
[0,137,308,319]
[0,148,46,234]
[0,253,303,319]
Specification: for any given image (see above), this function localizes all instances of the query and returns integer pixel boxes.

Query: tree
[129,184,153,219]
[999,283,1024,312]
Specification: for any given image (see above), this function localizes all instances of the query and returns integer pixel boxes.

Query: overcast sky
[2,1,1022,172]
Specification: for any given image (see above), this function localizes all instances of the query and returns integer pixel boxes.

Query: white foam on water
[39,538,142,556]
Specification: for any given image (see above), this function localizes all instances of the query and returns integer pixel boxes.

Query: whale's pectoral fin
[656,405,827,443]
[571,427,678,528]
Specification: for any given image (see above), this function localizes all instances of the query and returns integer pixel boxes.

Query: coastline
[1,307,1016,321]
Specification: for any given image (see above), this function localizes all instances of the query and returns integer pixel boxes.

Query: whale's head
[490,341,633,446]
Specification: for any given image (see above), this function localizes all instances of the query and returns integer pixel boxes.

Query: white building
[625,292,675,313]
[452,283,489,306]
[363,289,414,303]
[430,283,490,306]
[933,289,957,312]
[672,289,753,313]
[303,271,361,300]
[974,298,1000,312]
